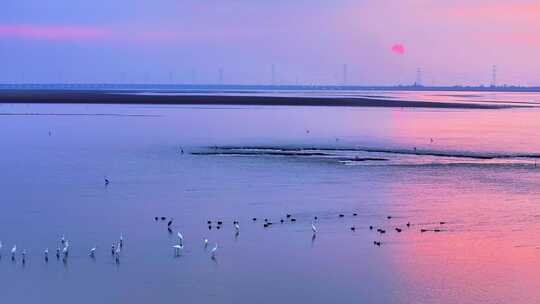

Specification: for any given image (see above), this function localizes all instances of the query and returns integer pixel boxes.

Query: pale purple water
[1,91,540,303]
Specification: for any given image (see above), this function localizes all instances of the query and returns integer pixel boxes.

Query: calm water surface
[1,94,540,303]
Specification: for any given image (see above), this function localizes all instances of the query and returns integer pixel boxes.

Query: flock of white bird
[0,218,319,265]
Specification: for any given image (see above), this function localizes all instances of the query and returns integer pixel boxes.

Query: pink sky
[1,0,540,85]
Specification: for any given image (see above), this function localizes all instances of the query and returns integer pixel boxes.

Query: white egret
[11,245,16,260]
[172,244,184,256]
[234,223,240,232]
[119,234,124,248]
[204,238,209,248]
[312,222,317,234]
[44,248,49,261]
[211,243,218,258]
[177,232,184,244]
[89,246,97,257]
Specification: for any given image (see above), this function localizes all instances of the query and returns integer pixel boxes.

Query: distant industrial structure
[271,64,276,86]
[414,68,423,86]
[491,65,497,87]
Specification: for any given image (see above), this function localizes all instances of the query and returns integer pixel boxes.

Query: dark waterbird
[167,219,174,227]
[373,241,381,246]
[350,227,356,231]
[387,216,392,219]
[252,218,257,221]
[104,178,110,186]
[208,220,212,224]
[339,214,344,218]
[353,213,358,216]
[161,217,166,221]
[291,218,297,222]
[217,221,223,225]
[420,229,428,233]
[286,214,291,218]
[280,219,284,223]
[369,225,374,230]
[395,228,402,233]
[406,222,411,227]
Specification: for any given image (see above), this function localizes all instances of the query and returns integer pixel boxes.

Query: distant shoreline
[0,90,523,109]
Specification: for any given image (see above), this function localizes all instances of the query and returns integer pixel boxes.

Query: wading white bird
[211,243,218,258]
[234,223,240,232]
[119,234,124,248]
[177,232,184,244]
[44,248,49,260]
[11,245,17,259]
[0,241,2,255]
[172,244,184,255]
[204,238,209,248]
[89,246,97,257]
[311,222,317,234]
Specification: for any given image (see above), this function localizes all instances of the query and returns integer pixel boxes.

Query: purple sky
[1,0,539,85]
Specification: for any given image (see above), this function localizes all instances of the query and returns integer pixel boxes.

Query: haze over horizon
[2,0,540,86]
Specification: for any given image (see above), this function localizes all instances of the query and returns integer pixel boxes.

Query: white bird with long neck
[89,246,97,257]
[177,232,184,245]
[311,222,317,234]
[11,245,16,260]
[172,243,184,256]
[204,238,209,248]
[119,234,124,248]
[211,243,218,258]
[234,223,240,233]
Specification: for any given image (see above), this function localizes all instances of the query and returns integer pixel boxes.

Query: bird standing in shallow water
[204,238,209,248]
[211,243,218,259]
[172,244,184,256]
[234,223,240,233]
[311,222,317,235]
[11,245,16,260]
[89,246,97,258]
[44,248,49,262]
[177,232,184,245]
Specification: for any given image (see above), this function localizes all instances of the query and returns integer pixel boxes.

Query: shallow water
[1,97,540,303]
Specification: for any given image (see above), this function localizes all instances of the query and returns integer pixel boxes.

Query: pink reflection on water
[385,169,540,303]
[387,108,540,154]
